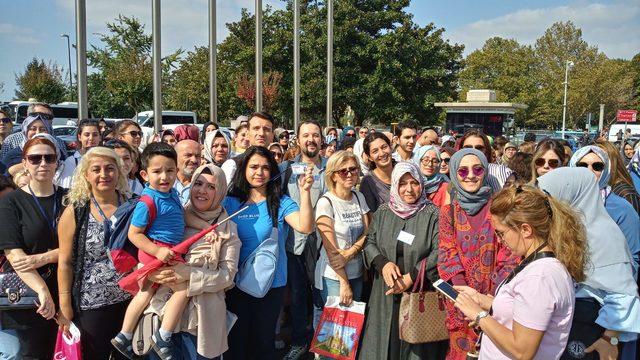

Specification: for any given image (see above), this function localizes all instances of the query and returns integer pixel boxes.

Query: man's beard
[301,142,319,158]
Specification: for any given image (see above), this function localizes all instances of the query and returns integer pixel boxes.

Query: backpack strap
[139,195,157,232]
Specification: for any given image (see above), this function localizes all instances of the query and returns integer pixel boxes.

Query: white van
[608,123,640,142]
[8,100,85,126]
[134,110,198,131]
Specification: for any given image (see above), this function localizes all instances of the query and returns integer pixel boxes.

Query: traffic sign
[617,110,637,122]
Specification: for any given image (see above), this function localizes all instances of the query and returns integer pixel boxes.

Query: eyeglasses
[576,161,605,172]
[26,154,57,165]
[534,158,560,168]
[494,227,512,240]
[463,145,486,152]
[456,165,485,179]
[420,157,440,166]
[270,151,283,158]
[336,166,358,177]
[0,118,11,124]
[124,130,142,138]
[28,112,54,121]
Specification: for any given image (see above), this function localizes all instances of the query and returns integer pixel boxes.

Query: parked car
[54,127,79,152]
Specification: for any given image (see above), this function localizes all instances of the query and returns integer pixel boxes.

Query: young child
[111,142,188,359]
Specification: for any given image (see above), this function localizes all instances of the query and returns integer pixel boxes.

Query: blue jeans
[319,276,364,306]
[0,327,20,360]
[286,253,313,346]
[147,332,220,360]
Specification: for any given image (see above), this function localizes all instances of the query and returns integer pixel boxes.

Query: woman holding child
[57,146,132,359]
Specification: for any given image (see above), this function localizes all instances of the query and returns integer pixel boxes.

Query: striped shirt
[1,132,69,160]
[487,163,512,193]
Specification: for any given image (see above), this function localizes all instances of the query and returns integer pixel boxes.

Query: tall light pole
[561,60,574,139]
[152,0,162,133]
[60,34,73,91]
[255,0,263,112]
[326,0,333,127]
[75,0,88,119]
[293,0,300,130]
[209,0,217,123]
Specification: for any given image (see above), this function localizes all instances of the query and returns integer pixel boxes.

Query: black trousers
[225,286,286,360]
[74,301,129,360]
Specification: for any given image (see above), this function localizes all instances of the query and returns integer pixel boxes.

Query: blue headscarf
[340,126,355,142]
[569,146,610,190]
[448,148,492,216]
[413,145,446,194]
[21,114,53,138]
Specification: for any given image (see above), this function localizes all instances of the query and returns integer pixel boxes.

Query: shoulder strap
[139,195,157,227]
[449,187,456,227]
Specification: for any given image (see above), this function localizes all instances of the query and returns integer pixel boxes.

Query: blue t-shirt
[131,186,185,245]
[223,195,299,288]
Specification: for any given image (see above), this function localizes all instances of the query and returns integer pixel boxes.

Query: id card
[397,230,415,245]
[291,163,307,175]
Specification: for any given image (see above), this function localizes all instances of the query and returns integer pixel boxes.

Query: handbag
[399,259,448,344]
[132,312,160,356]
[0,255,48,310]
[235,227,279,298]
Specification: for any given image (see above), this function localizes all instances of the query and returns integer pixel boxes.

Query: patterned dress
[437,200,517,360]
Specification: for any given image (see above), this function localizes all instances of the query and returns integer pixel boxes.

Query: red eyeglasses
[457,165,485,179]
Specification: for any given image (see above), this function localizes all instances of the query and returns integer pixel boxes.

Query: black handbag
[0,255,48,309]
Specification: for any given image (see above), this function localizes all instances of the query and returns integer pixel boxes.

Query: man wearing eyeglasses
[1,103,68,161]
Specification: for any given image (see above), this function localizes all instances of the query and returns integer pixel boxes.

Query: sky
[0,0,638,101]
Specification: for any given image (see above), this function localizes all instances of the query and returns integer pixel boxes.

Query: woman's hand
[585,338,618,360]
[339,280,353,306]
[35,289,56,320]
[11,253,48,271]
[381,262,402,288]
[203,230,219,244]
[454,285,481,303]
[454,292,484,322]
[328,250,348,270]
[56,312,72,338]
[385,273,413,295]
[148,264,190,285]
[298,166,314,192]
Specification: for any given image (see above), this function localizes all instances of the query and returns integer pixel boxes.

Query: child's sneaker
[151,329,178,360]
[111,333,136,359]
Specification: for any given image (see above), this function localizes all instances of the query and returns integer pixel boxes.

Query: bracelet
[59,291,71,295]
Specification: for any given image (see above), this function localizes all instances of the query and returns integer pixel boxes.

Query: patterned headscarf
[389,161,428,219]
[203,130,231,166]
[413,145,446,194]
[448,148,493,216]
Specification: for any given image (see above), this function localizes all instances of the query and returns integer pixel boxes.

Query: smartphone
[433,279,458,301]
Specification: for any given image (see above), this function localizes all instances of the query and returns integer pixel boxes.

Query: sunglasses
[576,161,605,172]
[441,158,450,164]
[124,130,143,138]
[0,118,11,124]
[345,133,356,137]
[456,165,485,179]
[26,154,57,165]
[463,145,486,152]
[534,158,560,168]
[336,166,358,177]
[28,112,54,121]
[270,151,283,158]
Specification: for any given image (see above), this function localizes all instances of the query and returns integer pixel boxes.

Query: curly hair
[65,146,131,207]
[491,185,587,282]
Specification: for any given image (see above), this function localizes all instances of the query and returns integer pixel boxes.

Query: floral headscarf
[389,161,428,219]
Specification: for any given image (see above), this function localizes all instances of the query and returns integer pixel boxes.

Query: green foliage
[14,58,67,103]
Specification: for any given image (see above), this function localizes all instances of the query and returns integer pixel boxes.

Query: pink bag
[53,322,82,360]
[310,296,366,360]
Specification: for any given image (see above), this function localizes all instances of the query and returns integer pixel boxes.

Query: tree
[88,16,182,117]
[630,52,640,112]
[14,58,67,103]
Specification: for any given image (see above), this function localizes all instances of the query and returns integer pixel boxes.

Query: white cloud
[447,1,640,59]
[54,0,285,56]
[0,23,39,44]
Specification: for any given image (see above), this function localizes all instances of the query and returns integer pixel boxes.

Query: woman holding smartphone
[453,185,587,360]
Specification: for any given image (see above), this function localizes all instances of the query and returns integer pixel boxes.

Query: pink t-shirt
[480,257,575,360]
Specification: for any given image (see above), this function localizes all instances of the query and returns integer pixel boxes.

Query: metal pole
[561,60,573,139]
[255,0,263,112]
[209,0,217,124]
[75,0,88,119]
[152,0,162,133]
[326,0,333,127]
[61,34,72,91]
[599,104,604,132]
[293,0,300,131]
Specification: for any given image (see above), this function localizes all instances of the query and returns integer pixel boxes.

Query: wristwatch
[473,311,489,326]
[601,334,619,346]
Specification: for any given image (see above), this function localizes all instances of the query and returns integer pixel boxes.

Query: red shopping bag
[53,322,82,360]
[310,296,366,360]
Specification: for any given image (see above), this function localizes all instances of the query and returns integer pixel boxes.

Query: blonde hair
[490,185,588,282]
[65,147,132,206]
[324,150,360,191]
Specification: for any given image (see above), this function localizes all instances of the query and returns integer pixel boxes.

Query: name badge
[397,230,415,245]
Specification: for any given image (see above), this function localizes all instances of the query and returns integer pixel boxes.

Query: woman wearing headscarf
[413,145,448,207]
[538,168,640,360]
[339,126,356,143]
[203,130,232,167]
[595,139,640,213]
[569,146,640,274]
[622,140,635,166]
[359,162,446,360]
[627,147,640,193]
[146,164,241,359]
[174,125,200,143]
[437,149,517,360]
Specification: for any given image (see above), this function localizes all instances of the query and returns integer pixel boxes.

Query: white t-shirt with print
[314,191,369,290]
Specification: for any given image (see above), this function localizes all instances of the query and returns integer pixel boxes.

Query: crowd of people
[0,104,639,360]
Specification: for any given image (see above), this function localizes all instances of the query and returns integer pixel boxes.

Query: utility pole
[209,0,217,123]
[326,0,333,127]
[293,0,300,130]
[561,60,574,139]
[255,0,263,112]
[152,0,162,133]
[75,0,88,118]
